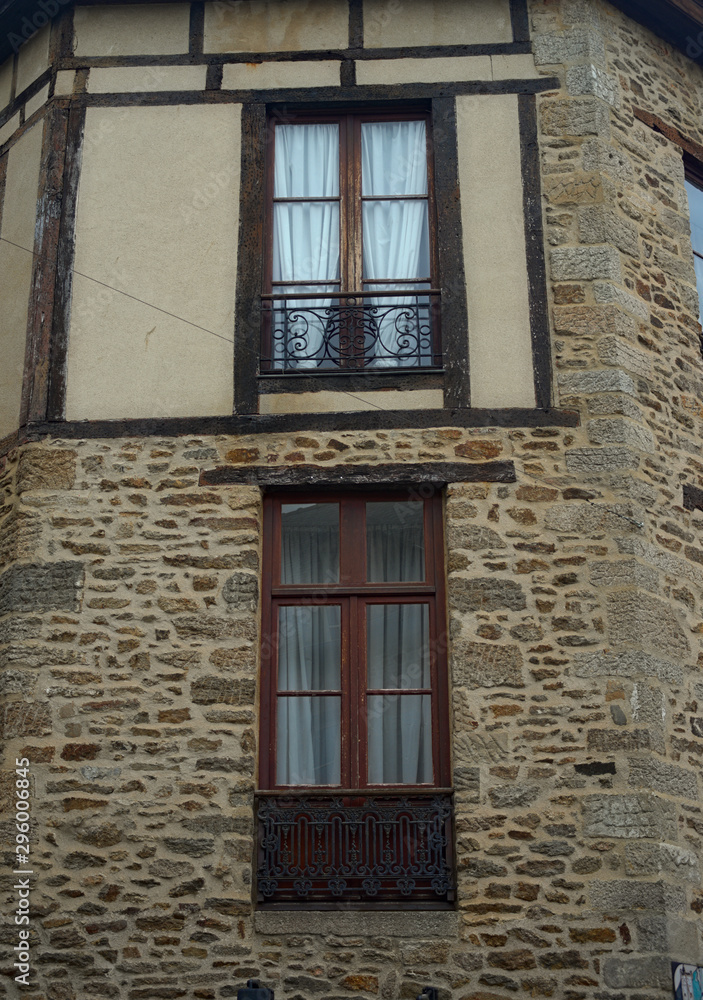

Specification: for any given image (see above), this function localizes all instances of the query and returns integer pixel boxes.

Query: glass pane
[367,603,430,689]
[361,121,427,196]
[278,605,341,690]
[695,255,703,325]
[367,694,432,784]
[273,202,340,283]
[362,200,430,281]
[277,695,341,785]
[366,502,425,582]
[274,123,339,197]
[686,179,703,253]
[281,503,339,583]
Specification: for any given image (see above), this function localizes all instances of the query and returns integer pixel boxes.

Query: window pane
[362,201,430,281]
[361,121,427,196]
[367,603,430,688]
[366,501,425,582]
[277,695,341,785]
[278,605,341,690]
[282,503,339,583]
[695,255,703,325]
[273,202,340,283]
[367,694,432,784]
[274,123,339,197]
[686,179,703,253]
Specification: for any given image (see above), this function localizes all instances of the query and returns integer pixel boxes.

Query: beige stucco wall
[0,113,19,146]
[222,60,341,89]
[15,24,50,94]
[87,65,207,93]
[204,0,349,53]
[357,53,539,86]
[259,388,444,413]
[0,122,43,438]
[25,83,49,118]
[363,0,512,47]
[66,104,240,421]
[73,4,191,57]
[0,56,12,110]
[456,93,536,409]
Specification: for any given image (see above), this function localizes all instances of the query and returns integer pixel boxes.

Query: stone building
[1,0,703,996]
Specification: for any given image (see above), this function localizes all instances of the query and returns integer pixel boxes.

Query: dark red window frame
[258,490,451,792]
[260,107,442,372]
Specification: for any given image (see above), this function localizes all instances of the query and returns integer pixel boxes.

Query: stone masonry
[2,0,703,998]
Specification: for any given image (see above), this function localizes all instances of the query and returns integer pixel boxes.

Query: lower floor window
[257,491,453,907]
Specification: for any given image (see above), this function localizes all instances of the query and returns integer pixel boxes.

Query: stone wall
[2,0,703,997]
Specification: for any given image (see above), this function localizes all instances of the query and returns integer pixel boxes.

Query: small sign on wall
[673,963,703,1000]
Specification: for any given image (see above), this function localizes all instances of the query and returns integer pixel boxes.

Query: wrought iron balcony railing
[256,789,454,908]
[260,290,442,373]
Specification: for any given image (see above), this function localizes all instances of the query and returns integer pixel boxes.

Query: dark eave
[0,0,50,64]
[609,0,703,65]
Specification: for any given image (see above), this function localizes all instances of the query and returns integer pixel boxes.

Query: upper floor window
[260,110,442,373]
[685,164,703,331]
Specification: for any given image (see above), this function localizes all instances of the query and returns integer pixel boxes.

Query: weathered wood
[46,103,85,421]
[20,104,69,427]
[518,93,553,411]
[189,1,205,55]
[509,0,530,42]
[199,460,517,488]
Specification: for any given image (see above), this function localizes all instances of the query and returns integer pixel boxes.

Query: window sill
[254,910,458,936]
[258,371,444,394]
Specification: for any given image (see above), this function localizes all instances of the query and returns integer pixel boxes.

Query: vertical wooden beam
[518,93,552,410]
[233,102,267,414]
[509,0,530,43]
[190,1,205,56]
[19,104,69,427]
[46,103,85,422]
[432,97,470,409]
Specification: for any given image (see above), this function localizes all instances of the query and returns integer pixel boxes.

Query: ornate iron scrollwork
[260,292,441,372]
[256,792,454,905]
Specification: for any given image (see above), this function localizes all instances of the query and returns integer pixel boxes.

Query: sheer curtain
[273,124,340,368]
[366,507,432,784]
[361,121,431,367]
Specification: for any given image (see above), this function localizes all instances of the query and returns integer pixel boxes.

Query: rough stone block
[597,336,652,376]
[553,302,637,339]
[0,700,52,739]
[452,640,524,688]
[587,417,655,452]
[587,728,650,752]
[544,501,642,533]
[558,369,637,397]
[603,955,672,989]
[628,758,698,800]
[625,842,700,881]
[540,96,611,136]
[582,794,677,839]
[551,245,621,281]
[17,448,77,493]
[447,524,506,551]
[533,28,605,65]
[589,559,659,591]
[450,577,526,612]
[488,784,539,808]
[594,281,649,319]
[543,171,603,205]
[567,63,619,106]
[581,138,634,184]
[222,572,258,611]
[0,561,84,615]
[565,446,639,474]
[607,591,689,658]
[579,207,638,260]
[590,878,686,912]
[573,649,682,684]
[190,676,256,706]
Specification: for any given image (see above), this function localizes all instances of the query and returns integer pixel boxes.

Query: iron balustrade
[260,290,442,373]
[255,789,454,907]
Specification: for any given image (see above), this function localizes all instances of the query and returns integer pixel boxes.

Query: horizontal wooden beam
[199,461,516,488]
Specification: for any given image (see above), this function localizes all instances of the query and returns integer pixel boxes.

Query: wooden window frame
[259,490,451,793]
[260,107,442,374]
[685,155,703,349]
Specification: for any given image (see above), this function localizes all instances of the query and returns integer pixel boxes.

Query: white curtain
[272,124,340,368]
[276,502,433,787]
[362,121,431,367]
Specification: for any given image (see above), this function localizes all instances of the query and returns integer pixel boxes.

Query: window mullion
[349,114,362,293]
